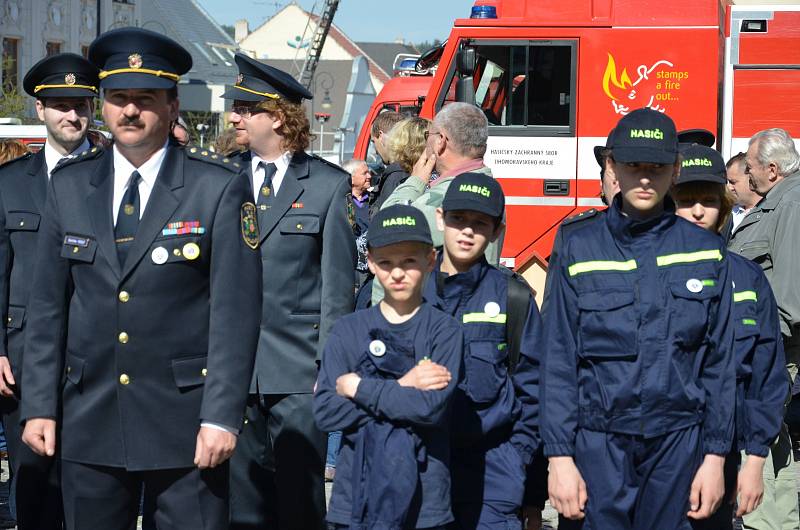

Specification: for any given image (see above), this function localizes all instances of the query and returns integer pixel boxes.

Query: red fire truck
[355,0,800,292]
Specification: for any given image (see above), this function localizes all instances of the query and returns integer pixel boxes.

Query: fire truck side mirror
[457,47,477,77]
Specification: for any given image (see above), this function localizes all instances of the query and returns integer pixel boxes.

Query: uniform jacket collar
[428,254,491,310]
[605,194,677,246]
[25,149,48,211]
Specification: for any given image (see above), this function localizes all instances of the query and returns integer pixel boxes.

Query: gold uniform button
[118,332,129,344]
[173,248,181,256]
[201,368,208,377]
[118,291,130,303]
[66,366,71,374]
[6,317,11,324]
[72,246,79,253]
[119,374,130,385]
[312,323,319,329]
[296,223,303,230]
[19,220,24,227]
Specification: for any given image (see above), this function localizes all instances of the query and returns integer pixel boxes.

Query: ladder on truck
[293,0,341,89]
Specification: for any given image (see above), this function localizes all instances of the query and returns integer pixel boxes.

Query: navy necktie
[115,170,142,265]
[256,162,277,214]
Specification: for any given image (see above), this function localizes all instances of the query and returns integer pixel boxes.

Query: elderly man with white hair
[728,127,800,529]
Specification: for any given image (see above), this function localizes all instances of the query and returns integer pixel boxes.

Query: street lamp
[313,71,334,152]
[196,123,209,148]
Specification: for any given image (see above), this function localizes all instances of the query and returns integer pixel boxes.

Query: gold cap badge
[64,73,76,85]
[236,73,244,84]
[128,53,143,69]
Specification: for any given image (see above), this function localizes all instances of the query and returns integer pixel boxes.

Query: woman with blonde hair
[371,116,431,215]
[386,116,431,174]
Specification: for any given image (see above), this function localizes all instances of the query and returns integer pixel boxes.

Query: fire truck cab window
[448,42,574,130]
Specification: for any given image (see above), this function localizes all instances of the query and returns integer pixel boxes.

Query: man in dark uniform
[0,52,98,530]
[223,52,356,529]
[19,27,260,530]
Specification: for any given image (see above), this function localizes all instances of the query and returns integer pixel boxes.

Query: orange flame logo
[602,53,633,101]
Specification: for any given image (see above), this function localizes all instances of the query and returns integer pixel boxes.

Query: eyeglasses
[424,131,443,141]
[230,105,265,118]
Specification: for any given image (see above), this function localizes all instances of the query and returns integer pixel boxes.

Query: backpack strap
[506,271,532,373]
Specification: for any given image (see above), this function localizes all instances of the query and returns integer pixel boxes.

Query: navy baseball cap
[608,108,678,164]
[442,172,504,219]
[368,205,432,249]
[677,129,715,148]
[23,53,100,99]
[89,27,192,90]
[676,145,727,185]
[222,53,313,104]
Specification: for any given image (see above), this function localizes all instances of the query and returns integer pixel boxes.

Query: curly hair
[0,139,29,164]
[256,98,312,153]
[386,117,431,173]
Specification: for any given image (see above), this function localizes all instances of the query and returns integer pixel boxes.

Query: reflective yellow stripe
[99,68,180,81]
[233,84,280,99]
[568,259,637,277]
[742,318,757,326]
[463,313,507,324]
[733,290,758,303]
[34,83,98,93]
[701,279,716,287]
[656,249,722,267]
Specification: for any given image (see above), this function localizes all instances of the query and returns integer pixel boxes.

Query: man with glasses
[381,102,503,265]
[223,52,355,530]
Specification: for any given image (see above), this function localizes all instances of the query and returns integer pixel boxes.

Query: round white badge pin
[369,340,386,357]
[151,246,168,265]
[686,279,703,293]
[484,302,501,318]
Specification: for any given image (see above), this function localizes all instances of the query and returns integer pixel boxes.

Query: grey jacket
[728,172,800,357]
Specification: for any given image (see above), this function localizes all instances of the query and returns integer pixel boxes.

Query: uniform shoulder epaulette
[53,145,105,173]
[185,146,241,172]
[0,151,32,171]
[310,153,348,174]
[561,208,599,226]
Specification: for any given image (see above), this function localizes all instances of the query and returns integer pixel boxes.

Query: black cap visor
[612,146,677,165]
[99,72,177,90]
[35,86,98,99]
[368,233,433,249]
[442,198,502,219]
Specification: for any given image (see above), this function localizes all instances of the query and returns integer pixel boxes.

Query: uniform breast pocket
[577,291,638,360]
[279,214,320,236]
[738,240,771,271]
[668,281,718,347]
[465,341,507,404]
[60,235,97,263]
[6,211,40,232]
[151,235,204,265]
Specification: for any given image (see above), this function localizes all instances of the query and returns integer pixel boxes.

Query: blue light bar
[471,5,497,18]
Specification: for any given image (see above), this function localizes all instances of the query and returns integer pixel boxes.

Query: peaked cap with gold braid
[88,27,192,90]
[221,52,312,104]
[23,53,100,99]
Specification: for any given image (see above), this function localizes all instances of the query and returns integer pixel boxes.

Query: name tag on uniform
[64,235,90,247]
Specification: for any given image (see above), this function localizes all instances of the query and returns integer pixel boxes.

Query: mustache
[118,117,143,127]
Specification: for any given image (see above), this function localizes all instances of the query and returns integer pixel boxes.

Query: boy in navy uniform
[543,108,736,529]
[423,172,541,529]
[314,204,463,529]
[671,144,787,528]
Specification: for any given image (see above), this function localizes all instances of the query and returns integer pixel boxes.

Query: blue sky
[196,0,472,45]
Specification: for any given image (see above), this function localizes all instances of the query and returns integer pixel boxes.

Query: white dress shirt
[43,137,91,178]
[731,204,748,232]
[250,151,292,200]
[111,142,167,226]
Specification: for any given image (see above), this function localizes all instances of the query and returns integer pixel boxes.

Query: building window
[2,38,19,92]
[46,42,62,56]
[81,45,90,58]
